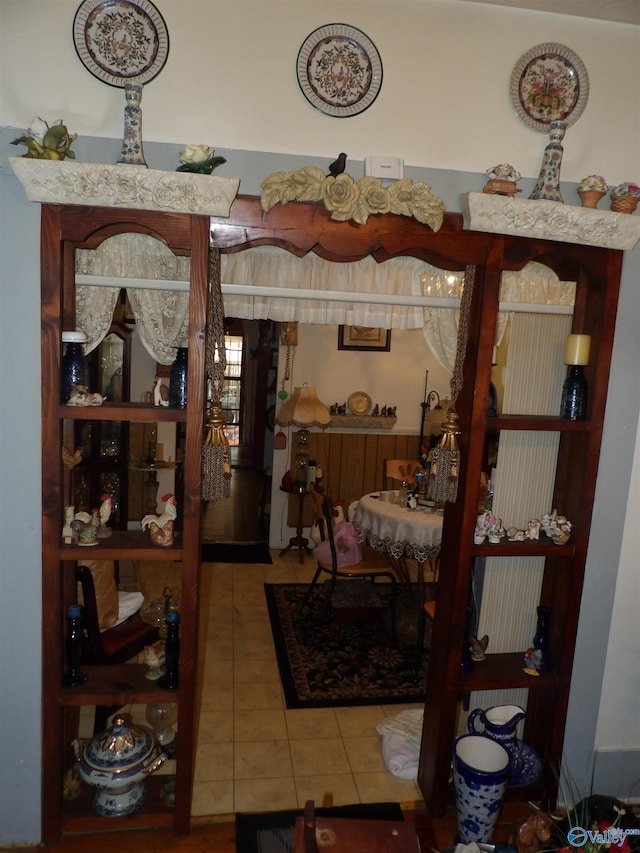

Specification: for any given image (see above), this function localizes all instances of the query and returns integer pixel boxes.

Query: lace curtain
[75,237,575,367]
[421,263,576,371]
[76,233,190,363]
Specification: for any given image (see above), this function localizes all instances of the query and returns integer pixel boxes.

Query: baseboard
[592,749,640,801]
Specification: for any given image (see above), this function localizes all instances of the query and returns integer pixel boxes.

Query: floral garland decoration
[261,166,445,231]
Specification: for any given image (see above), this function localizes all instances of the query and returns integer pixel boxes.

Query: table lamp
[560,334,590,421]
[276,384,331,482]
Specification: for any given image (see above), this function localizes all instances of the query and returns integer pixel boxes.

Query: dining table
[349,492,443,588]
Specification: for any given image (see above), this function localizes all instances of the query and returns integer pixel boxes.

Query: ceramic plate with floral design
[297,23,383,117]
[509,42,589,132]
[73,0,169,87]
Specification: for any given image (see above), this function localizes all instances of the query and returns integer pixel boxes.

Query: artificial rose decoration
[177,144,226,174]
[260,166,444,230]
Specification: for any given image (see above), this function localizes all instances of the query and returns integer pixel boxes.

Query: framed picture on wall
[338,325,391,351]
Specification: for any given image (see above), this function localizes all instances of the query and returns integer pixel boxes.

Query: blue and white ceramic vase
[529,120,566,202]
[467,704,543,788]
[453,734,512,843]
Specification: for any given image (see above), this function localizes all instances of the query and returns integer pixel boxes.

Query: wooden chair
[382,459,421,489]
[76,565,160,732]
[299,496,398,644]
[294,800,421,852]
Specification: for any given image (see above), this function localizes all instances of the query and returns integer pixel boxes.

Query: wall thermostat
[364,156,404,181]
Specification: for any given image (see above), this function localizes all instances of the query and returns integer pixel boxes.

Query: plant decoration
[548,795,640,853]
[11,116,77,160]
[176,144,226,174]
[261,166,445,230]
[579,175,608,193]
[610,182,640,199]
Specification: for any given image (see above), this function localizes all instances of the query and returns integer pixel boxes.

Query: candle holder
[560,334,590,421]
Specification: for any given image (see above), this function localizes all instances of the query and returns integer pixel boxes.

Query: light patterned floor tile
[343,735,388,774]
[234,680,284,711]
[234,709,288,742]
[334,705,387,738]
[233,656,280,684]
[234,776,298,813]
[285,708,340,741]
[194,741,233,782]
[353,770,423,806]
[293,773,360,808]
[197,709,234,743]
[191,779,234,816]
[289,738,350,777]
[234,740,293,780]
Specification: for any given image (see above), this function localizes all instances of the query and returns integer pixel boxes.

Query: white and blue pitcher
[467,704,542,788]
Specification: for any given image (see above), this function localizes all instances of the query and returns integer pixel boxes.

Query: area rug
[201,541,272,564]
[235,801,404,853]
[265,582,432,709]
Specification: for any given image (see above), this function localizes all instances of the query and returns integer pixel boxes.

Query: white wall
[268,323,452,546]
[1,0,639,842]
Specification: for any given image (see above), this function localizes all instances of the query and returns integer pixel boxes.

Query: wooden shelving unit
[209,198,625,816]
[40,204,209,842]
[39,195,626,838]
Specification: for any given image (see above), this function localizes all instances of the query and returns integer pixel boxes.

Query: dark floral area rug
[264,582,433,708]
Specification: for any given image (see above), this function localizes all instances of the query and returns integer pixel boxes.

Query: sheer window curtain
[74,238,575,367]
[421,262,576,371]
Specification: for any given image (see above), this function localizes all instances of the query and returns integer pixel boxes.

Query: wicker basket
[610,195,639,214]
[577,189,606,209]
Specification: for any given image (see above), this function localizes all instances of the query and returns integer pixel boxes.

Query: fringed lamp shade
[276,385,331,483]
[275,385,332,430]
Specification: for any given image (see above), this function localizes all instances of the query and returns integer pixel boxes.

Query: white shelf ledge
[461,192,640,251]
[9,158,240,217]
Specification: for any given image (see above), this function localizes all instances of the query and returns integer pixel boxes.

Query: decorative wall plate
[297,23,382,117]
[509,42,589,132]
[348,391,372,415]
[73,0,169,87]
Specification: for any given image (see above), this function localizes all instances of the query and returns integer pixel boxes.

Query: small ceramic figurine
[484,163,522,197]
[470,634,489,661]
[153,376,169,407]
[67,384,106,407]
[507,527,527,541]
[526,519,541,540]
[71,510,99,545]
[142,493,178,547]
[96,493,113,538]
[510,810,553,853]
[144,643,166,680]
[62,506,75,544]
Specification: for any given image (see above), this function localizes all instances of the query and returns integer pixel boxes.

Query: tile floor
[81,549,426,820]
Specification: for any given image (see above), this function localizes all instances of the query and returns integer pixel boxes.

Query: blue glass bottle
[560,366,587,421]
[169,347,188,409]
[61,331,88,403]
[158,609,180,690]
[62,604,87,686]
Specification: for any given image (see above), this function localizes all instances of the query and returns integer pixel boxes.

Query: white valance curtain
[75,235,575,367]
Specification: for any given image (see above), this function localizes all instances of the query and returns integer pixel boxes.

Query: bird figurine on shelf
[71,510,100,546]
[327,152,347,177]
[142,493,178,547]
[97,493,113,538]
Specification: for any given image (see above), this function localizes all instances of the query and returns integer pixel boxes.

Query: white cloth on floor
[376,708,423,780]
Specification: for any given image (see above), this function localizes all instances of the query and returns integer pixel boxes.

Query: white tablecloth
[350,493,443,562]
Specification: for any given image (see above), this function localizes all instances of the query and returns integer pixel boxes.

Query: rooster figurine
[96,493,113,538]
[142,493,178,547]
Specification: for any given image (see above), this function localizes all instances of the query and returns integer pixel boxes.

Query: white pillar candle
[565,334,591,365]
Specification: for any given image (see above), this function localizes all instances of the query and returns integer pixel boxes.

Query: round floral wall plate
[73,0,169,87]
[297,23,383,117]
[510,42,589,132]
